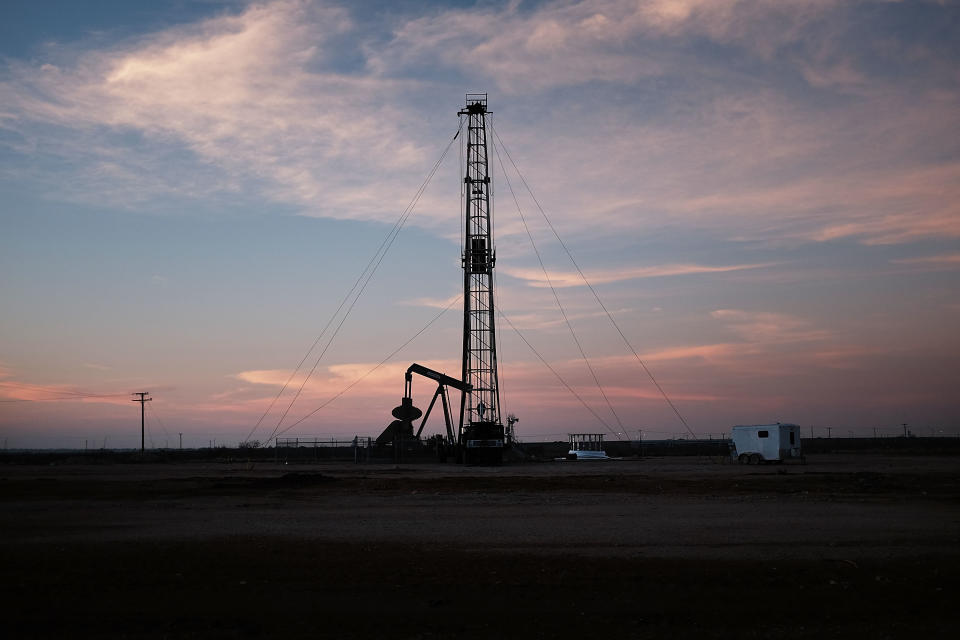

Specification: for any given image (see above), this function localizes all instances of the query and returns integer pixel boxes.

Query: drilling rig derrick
[458,94,504,465]
[380,94,506,465]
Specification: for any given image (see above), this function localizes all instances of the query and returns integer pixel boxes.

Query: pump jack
[376,364,471,452]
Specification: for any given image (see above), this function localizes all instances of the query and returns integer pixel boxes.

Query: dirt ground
[2,454,958,638]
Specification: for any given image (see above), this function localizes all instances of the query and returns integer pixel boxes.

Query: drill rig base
[463,420,504,466]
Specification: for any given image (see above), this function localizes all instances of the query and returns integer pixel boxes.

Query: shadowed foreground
[1,455,957,638]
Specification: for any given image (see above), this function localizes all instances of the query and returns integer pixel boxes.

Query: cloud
[404,293,461,309]
[710,308,832,344]
[891,253,960,267]
[798,164,960,245]
[0,0,956,253]
[0,0,435,221]
[374,0,844,92]
[799,58,869,91]
[502,262,775,288]
[499,302,635,331]
[234,357,460,400]
[0,380,130,405]
[519,90,960,247]
[637,343,739,363]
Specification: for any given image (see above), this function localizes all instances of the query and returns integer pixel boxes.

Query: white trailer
[730,423,803,464]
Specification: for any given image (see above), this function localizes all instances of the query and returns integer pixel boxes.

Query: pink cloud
[233,358,460,405]
[376,0,843,92]
[637,343,739,363]
[0,0,435,222]
[502,262,775,288]
[891,253,960,267]
[710,309,832,344]
[404,294,461,309]
[1,0,955,252]
[0,380,131,406]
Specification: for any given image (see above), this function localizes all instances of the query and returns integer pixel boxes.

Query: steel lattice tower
[458,94,503,459]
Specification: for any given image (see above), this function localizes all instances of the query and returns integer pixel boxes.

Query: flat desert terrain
[2,454,958,638]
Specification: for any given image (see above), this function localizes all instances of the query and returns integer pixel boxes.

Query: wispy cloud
[710,308,832,344]
[0,380,129,405]
[233,358,460,400]
[0,0,956,250]
[891,253,960,267]
[374,0,844,92]
[502,262,775,288]
[637,343,739,363]
[404,293,460,309]
[0,0,434,221]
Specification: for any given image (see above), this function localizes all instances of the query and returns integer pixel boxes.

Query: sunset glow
[1,0,958,447]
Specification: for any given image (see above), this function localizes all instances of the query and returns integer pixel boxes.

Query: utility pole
[826,426,832,439]
[902,423,908,437]
[179,432,183,450]
[132,392,152,452]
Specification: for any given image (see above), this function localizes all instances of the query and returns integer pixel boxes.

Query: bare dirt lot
[2,454,958,638]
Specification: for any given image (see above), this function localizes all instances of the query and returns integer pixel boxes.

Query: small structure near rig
[567,433,608,460]
[730,423,803,464]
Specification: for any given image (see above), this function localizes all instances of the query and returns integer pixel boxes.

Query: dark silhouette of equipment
[380,94,508,464]
[132,392,152,452]
[458,94,505,464]
[377,364,471,455]
[506,413,519,445]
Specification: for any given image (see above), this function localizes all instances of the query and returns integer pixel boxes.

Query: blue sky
[1,0,958,448]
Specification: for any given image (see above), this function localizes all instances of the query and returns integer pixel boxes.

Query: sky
[1,0,958,448]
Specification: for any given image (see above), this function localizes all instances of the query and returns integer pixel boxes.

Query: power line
[498,310,613,433]
[0,393,127,403]
[490,123,697,439]
[261,123,464,445]
[248,123,463,445]
[268,294,461,441]
[490,132,626,440]
[147,401,172,445]
[144,407,156,449]
[0,381,127,399]
[0,381,129,402]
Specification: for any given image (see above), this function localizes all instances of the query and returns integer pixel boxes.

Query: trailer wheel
[738,454,748,464]
[749,453,761,465]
